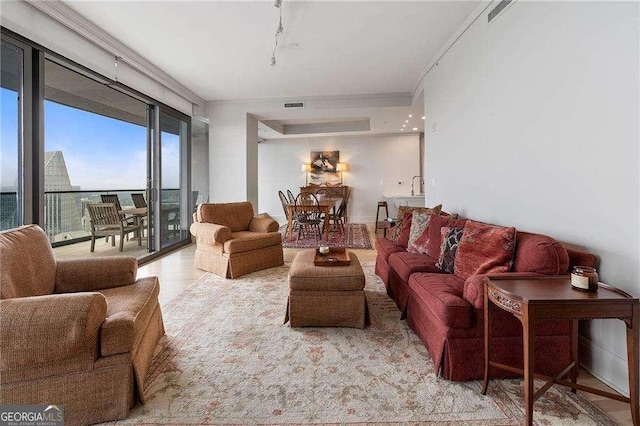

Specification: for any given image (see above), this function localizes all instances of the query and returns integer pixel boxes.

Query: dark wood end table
[482,276,639,426]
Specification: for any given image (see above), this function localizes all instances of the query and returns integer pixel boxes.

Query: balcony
[1,189,187,260]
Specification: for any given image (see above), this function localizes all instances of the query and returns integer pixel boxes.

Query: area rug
[279,223,373,249]
[117,262,616,425]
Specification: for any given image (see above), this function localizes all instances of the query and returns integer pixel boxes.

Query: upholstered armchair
[0,225,165,425]
[190,202,284,278]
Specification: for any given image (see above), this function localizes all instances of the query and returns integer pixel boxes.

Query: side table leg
[523,310,535,426]
[571,318,579,393]
[627,303,639,426]
[482,282,492,395]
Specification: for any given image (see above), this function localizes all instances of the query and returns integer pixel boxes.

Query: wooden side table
[482,276,639,426]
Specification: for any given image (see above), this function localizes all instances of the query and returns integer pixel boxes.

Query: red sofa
[375,216,597,382]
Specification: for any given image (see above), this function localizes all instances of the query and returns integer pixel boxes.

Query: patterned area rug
[120,262,615,425]
[279,223,373,249]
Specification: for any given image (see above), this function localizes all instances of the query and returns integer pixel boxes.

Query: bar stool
[375,201,389,236]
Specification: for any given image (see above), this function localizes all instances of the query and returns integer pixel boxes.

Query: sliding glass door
[157,110,189,249]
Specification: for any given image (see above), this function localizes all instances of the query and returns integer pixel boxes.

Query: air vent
[488,0,512,23]
[283,101,304,109]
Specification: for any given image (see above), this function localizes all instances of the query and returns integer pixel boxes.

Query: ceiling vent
[488,0,512,23]
[283,101,305,109]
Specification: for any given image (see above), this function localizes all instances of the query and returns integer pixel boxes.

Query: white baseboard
[579,335,629,397]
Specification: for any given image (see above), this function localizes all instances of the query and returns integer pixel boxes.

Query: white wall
[205,96,419,209]
[423,1,639,394]
[258,134,421,225]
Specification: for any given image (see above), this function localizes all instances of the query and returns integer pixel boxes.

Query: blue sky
[1,87,180,191]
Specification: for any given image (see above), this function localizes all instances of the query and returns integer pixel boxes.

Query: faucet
[411,175,423,196]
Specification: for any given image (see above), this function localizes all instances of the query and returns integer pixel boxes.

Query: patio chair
[131,193,148,237]
[131,193,147,208]
[87,203,142,252]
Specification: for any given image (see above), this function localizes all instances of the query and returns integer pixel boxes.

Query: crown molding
[25,0,205,109]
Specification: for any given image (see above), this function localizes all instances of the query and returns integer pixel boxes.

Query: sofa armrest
[55,257,138,293]
[0,293,107,369]
[249,214,279,233]
[190,222,232,244]
[463,272,544,309]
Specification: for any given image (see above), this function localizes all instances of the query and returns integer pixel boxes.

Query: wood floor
[57,229,632,425]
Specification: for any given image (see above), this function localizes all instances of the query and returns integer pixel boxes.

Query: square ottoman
[285,249,369,328]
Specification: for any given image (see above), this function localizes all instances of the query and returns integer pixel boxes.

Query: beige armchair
[190,202,284,278]
[0,225,165,425]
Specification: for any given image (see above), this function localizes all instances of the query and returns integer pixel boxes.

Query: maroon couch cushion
[408,273,473,329]
[454,220,516,280]
[513,231,569,275]
[388,252,440,283]
[396,212,413,248]
[375,237,405,262]
[425,214,468,259]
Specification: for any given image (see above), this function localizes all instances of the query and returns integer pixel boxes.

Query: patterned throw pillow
[407,212,432,253]
[425,214,468,259]
[388,204,442,241]
[453,220,517,280]
[436,227,464,273]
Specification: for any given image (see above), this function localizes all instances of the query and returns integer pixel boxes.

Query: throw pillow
[395,212,413,248]
[425,214,468,259]
[453,220,517,280]
[407,212,432,253]
[389,204,442,241]
[436,227,464,273]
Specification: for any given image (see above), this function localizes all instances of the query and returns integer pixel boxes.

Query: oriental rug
[279,223,373,249]
[118,262,616,425]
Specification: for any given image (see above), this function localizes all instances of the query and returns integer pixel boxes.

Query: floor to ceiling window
[1,27,199,259]
[43,59,148,248]
[0,41,23,231]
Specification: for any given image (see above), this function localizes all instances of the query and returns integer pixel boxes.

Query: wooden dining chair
[327,187,350,234]
[278,191,290,220]
[294,193,322,241]
[286,190,295,204]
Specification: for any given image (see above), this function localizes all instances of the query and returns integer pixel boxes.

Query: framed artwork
[310,151,340,184]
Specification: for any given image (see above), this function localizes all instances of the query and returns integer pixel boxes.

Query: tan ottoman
[285,250,369,328]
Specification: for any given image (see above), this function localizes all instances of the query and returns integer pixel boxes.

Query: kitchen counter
[383,193,425,216]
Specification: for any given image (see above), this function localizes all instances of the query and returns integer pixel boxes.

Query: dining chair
[286,190,295,204]
[294,192,322,241]
[327,187,350,234]
[86,203,142,252]
[278,190,290,220]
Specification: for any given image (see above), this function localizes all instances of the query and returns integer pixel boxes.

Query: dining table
[286,197,341,241]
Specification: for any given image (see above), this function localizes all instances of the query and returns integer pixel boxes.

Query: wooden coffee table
[482,276,639,426]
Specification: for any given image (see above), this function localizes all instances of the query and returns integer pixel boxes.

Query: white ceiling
[63,0,480,137]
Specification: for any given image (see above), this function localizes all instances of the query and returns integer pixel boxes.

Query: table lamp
[336,163,349,184]
[301,163,312,186]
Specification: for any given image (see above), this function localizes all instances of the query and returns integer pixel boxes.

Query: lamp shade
[301,164,312,172]
[336,163,349,172]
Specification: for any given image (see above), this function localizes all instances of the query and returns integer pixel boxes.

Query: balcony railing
[0,188,184,248]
